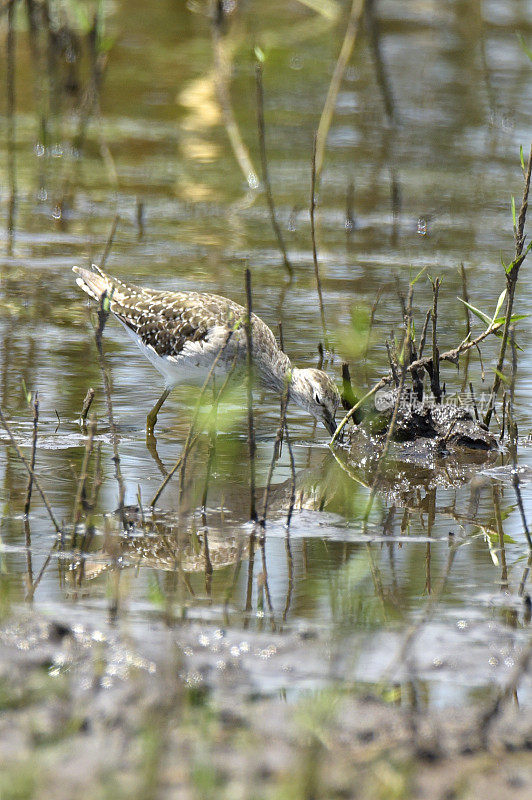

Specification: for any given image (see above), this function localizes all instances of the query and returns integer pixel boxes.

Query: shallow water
[1,0,531,708]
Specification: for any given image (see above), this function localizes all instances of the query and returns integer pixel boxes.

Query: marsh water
[1,0,532,711]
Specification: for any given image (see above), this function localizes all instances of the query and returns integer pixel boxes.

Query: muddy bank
[0,612,531,800]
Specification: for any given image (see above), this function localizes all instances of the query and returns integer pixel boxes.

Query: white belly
[119,319,237,388]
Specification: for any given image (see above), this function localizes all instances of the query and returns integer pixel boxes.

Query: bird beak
[324,413,337,436]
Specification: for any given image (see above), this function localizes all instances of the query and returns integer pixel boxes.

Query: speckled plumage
[73,264,340,433]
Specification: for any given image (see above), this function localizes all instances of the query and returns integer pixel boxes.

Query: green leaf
[492,368,508,384]
[520,145,525,171]
[491,288,506,325]
[254,46,265,63]
[21,379,31,406]
[493,313,529,325]
[505,240,532,274]
[511,196,516,229]
[457,297,491,327]
[410,265,427,286]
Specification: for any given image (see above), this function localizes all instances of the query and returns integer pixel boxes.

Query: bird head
[290,368,340,435]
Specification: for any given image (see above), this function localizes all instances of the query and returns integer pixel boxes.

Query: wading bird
[73,264,340,437]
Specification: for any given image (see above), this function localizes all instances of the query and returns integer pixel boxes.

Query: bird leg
[146,388,171,437]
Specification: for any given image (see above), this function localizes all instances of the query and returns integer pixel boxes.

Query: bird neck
[256,346,293,394]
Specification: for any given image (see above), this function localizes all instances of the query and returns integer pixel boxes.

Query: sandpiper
[73,264,340,436]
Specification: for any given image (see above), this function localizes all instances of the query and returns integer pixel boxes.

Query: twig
[255,63,293,280]
[310,134,329,349]
[283,532,294,620]
[71,416,96,548]
[429,277,442,403]
[0,405,61,534]
[484,144,532,426]
[259,539,275,624]
[331,377,388,444]
[500,391,507,443]
[331,315,506,443]
[385,340,399,387]
[418,308,431,359]
[284,419,297,528]
[460,264,472,392]
[469,382,479,422]
[362,285,413,523]
[245,268,257,522]
[460,263,471,338]
[23,391,39,517]
[80,387,95,426]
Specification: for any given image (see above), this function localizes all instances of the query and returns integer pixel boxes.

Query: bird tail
[72,264,115,303]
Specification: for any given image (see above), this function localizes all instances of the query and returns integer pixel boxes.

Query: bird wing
[73,265,246,358]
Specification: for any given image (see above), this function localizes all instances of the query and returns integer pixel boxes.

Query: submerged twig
[0,405,61,534]
[284,418,297,528]
[71,417,96,548]
[23,392,39,518]
[245,268,257,522]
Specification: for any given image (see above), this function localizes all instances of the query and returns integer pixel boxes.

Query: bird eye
[314,394,321,405]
